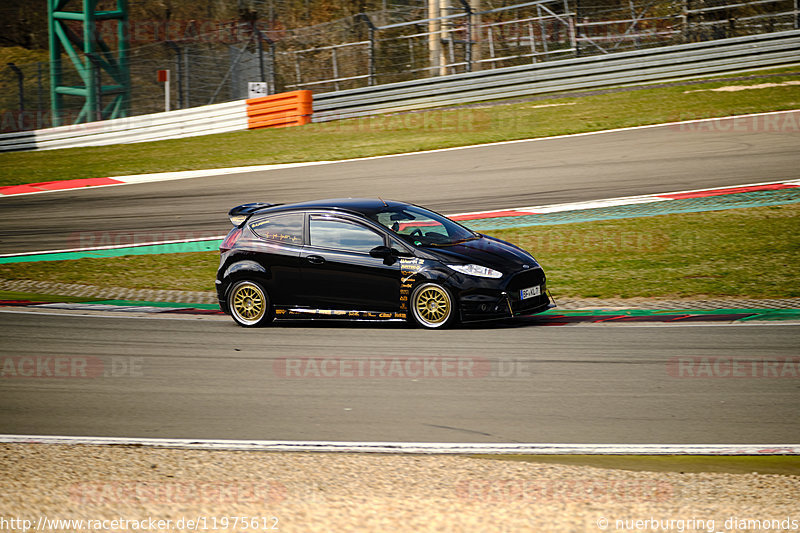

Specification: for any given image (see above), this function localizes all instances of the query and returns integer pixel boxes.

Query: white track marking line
[3,109,798,199]
[0,435,797,454]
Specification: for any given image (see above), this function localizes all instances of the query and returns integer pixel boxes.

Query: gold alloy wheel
[230,281,268,326]
[412,283,452,328]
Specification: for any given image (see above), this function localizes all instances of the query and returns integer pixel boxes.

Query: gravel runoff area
[3,278,800,310]
[1,444,799,533]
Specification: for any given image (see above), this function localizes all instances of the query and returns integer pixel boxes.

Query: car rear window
[249,213,304,245]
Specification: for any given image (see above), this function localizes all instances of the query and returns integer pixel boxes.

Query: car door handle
[305,255,326,265]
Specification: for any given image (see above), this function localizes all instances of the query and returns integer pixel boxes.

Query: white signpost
[248,82,269,99]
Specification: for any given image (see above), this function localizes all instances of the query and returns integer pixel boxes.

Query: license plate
[520,286,541,300]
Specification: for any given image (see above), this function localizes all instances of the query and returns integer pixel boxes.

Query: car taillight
[220,228,242,252]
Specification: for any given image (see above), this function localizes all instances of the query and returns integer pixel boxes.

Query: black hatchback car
[216,198,552,328]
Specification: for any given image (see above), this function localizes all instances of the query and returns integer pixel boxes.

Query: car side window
[249,213,304,245]
[309,216,385,253]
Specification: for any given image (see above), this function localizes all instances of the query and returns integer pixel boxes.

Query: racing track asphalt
[1,112,799,444]
[1,110,799,254]
[0,311,798,443]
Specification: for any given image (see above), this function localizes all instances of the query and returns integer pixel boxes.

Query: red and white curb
[1,435,798,455]
[448,179,800,220]
[0,161,328,197]
[2,109,798,199]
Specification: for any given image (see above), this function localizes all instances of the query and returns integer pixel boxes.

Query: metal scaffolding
[48,0,130,126]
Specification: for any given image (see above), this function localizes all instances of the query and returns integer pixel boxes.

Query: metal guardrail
[312,30,800,122]
[0,100,248,152]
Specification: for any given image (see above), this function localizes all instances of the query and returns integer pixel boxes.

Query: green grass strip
[491,204,800,299]
[0,204,797,298]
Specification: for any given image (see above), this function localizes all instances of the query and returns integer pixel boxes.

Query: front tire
[410,282,456,329]
[228,280,272,327]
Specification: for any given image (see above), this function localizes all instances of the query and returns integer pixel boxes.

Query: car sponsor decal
[399,257,425,313]
[248,220,302,243]
[273,307,406,320]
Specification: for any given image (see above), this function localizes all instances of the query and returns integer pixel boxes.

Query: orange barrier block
[246,90,313,130]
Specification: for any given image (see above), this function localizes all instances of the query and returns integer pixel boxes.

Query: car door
[300,214,400,311]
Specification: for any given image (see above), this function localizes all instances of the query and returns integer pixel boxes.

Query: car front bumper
[454,267,552,322]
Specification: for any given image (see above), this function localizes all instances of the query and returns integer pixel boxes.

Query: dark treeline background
[3,1,414,49]
[1,0,676,50]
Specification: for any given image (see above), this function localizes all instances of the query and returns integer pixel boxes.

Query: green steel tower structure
[48,0,130,126]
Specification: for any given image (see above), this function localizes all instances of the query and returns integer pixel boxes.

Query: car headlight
[447,263,503,278]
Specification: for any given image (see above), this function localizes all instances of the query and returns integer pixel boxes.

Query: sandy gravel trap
[1,444,799,533]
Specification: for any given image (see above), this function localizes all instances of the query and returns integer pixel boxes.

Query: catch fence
[2,0,798,133]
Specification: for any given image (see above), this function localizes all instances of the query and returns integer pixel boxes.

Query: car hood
[419,234,538,272]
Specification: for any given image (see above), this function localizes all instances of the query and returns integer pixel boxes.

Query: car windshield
[367,205,478,247]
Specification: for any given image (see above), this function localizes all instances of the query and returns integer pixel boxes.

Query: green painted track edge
[83,299,219,310]
[0,240,222,264]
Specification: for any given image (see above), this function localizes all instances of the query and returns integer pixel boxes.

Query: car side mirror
[370,245,414,259]
[369,245,392,258]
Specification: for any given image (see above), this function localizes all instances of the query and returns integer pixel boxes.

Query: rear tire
[228,280,273,327]
[410,282,456,329]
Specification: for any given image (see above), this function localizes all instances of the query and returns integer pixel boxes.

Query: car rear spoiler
[228,202,278,226]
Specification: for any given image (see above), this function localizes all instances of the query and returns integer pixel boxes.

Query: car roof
[252,198,411,216]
